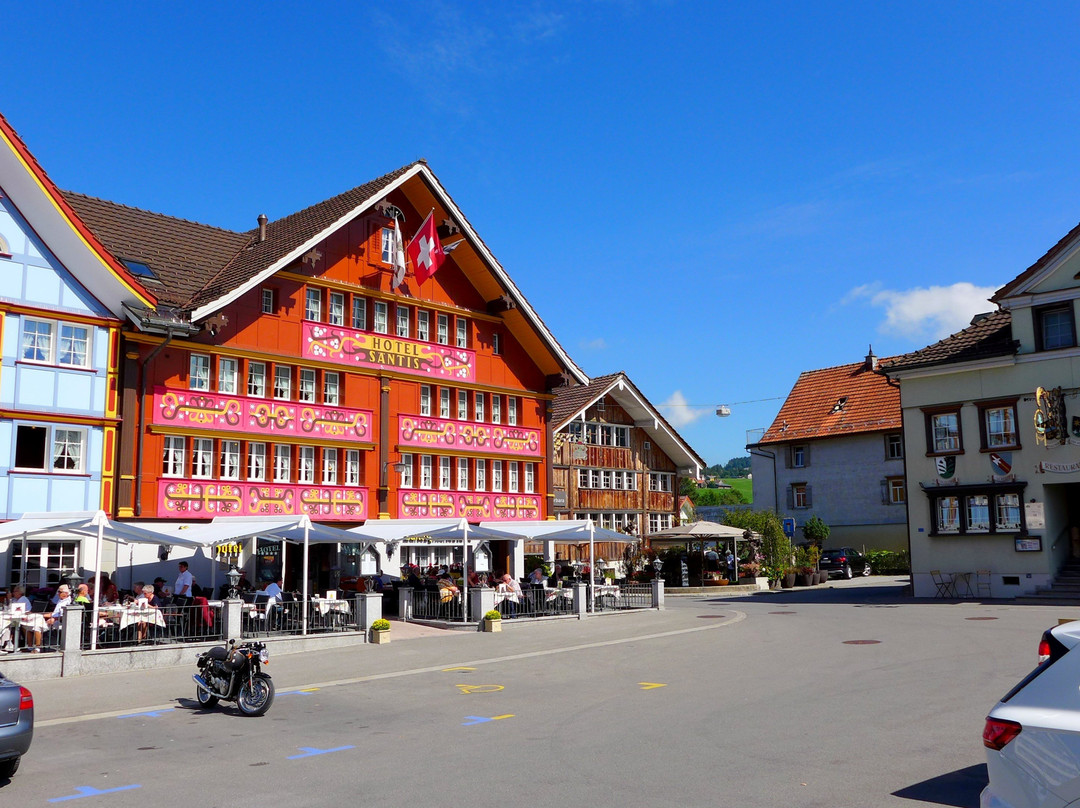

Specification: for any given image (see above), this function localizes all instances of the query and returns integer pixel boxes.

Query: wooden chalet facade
[551,373,705,559]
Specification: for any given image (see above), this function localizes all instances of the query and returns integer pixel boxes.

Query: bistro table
[949,572,973,598]
[310,597,351,630]
[0,607,47,652]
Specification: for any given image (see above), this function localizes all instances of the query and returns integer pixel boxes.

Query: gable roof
[753,355,901,446]
[878,310,1016,373]
[553,372,707,475]
[992,220,1080,303]
[0,113,155,316]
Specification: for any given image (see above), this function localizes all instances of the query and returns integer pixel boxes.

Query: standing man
[175,561,194,604]
[726,548,736,583]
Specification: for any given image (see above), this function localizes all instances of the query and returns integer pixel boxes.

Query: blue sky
[8,2,1080,467]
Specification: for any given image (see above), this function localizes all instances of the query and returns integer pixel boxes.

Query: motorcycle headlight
[259,648,270,665]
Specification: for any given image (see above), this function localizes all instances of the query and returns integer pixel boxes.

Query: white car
[982,621,1080,808]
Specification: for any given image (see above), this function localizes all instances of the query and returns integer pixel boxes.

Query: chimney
[257,213,268,243]
[865,345,878,371]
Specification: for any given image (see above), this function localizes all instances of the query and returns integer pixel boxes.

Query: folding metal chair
[930,570,953,598]
[975,570,992,599]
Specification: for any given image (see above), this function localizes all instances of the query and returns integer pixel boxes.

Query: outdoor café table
[592,584,621,608]
[493,585,520,606]
[950,572,973,598]
[102,603,167,632]
[311,597,350,629]
[0,608,47,652]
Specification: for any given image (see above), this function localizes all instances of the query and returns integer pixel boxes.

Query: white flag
[391,217,407,287]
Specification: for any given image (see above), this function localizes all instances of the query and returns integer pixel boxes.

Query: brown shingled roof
[62,191,250,309]
[755,356,901,446]
[992,220,1080,303]
[188,162,419,310]
[878,309,1016,373]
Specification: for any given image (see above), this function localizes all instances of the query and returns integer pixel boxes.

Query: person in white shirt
[2,586,34,652]
[263,577,284,600]
[175,561,194,602]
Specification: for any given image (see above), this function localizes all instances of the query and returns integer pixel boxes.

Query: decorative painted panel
[398,490,541,521]
[153,386,372,441]
[303,323,475,382]
[398,415,542,457]
[158,479,367,520]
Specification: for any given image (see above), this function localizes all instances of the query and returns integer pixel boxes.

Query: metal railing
[410,589,464,621]
[497,586,575,618]
[81,601,222,649]
[240,597,357,637]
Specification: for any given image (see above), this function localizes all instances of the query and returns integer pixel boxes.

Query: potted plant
[482,609,502,632]
[782,566,797,589]
[370,618,391,644]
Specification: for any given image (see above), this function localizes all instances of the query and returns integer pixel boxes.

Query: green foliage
[802,516,831,544]
[689,487,746,507]
[721,509,791,571]
[483,610,502,621]
[705,457,751,477]
[371,619,391,632]
[524,555,552,577]
[865,549,910,574]
[679,476,698,497]
[723,478,753,502]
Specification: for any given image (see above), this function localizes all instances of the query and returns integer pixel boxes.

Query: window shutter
[786,486,794,509]
[880,480,888,505]
[805,485,813,507]
[804,444,810,467]
[785,447,791,469]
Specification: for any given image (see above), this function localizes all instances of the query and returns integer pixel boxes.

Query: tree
[802,516,830,546]
[721,509,790,573]
[679,476,698,497]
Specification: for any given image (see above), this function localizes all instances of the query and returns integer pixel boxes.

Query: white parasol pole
[589,520,595,613]
[462,519,469,623]
[301,519,310,635]
[91,515,104,651]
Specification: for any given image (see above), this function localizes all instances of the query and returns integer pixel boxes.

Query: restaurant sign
[159,479,367,520]
[154,386,372,441]
[398,415,542,457]
[398,490,541,521]
[303,323,475,382]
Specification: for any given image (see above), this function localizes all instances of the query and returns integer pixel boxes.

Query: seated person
[527,567,547,587]
[497,573,522,617]
[406,567,424,589]
[74,584,92,605]
[263,577,284,601]
[98,575,119,605]
[467,570,484,588]
[41,584,72,651]
[152,577,169,601]
[437,573,460,602]
[133,584,162,642]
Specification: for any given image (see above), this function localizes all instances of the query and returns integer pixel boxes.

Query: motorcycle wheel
[237,676,275,717]
[196,683,219,708]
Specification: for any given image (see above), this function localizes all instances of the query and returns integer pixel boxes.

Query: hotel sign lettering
[399,416,542,457]
[304,323,475,382]
[398,490,541,521]
[159,479,367,521]
[154,387,372,441]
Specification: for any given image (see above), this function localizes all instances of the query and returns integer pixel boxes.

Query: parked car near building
[0,670,33,778]
[820,547,871,579]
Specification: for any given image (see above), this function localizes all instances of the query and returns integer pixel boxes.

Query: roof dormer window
[831,397,848,413]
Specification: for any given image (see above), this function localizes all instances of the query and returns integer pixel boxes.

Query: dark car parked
[0,671,33,778]
[820,548,871,579]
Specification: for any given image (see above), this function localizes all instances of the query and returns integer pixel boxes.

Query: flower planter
[483,618,502,632]
[703,579,729,586]
[782,573,796,589]
[816,571,828,585]
[371,629,390,644]
[796,573,813,587]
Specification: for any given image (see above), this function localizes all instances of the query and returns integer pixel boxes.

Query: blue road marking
[463,716,492,726]
[49,785,141,802]
[118,709,174,719]
[278,690,315,697]
[287,745,355,759]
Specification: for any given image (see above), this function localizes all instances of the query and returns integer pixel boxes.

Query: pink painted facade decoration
[154,386,372,441]
[303,323,475,382]
[398,415,542,457]
[398,490,541,521]
[159,479,367,520]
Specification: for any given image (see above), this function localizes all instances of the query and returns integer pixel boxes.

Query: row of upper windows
[785,434,903,469]
[291,286,500,354]
[929,491,1023,535]
[418,385,520,426]
[923,400,1020,456]
[573,512,640,533]
[576,470,673,492]
[398,453,536,494]
[788,477,907,509]
[189,354,342,405]
[13,423,87,474]
[567,421,631,447]
[19,317,93,369]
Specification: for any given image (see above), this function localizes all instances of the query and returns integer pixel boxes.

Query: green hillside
[724,478,753,502]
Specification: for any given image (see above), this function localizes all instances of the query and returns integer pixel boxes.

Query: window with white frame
[322,448,338,485]
[273,445,291,483]
[439,456,451,490]
[928,488,1024,535]
[220,440,240,480]
[577,468,590,489]
[14,424,86,473]
[492,460,503,492]
[458,390,468,421]
[381,227,395,263]
[491,396,501,424]
[420,385,432,416]
[458,458,469,490]
[274,366,291,400]
[261,288,276,314]
[649,472,673,492]
[456,317,467,348]
[396,305,410,338]
[352,297,367,330]
[475,459,486,491]
[601,470,611,489]
[437,313,449,345]
[982,403,1019,449]
[218,358,238,394]
[440,388,451,419]
[997,493,1021,530]
[345,450,360,485]
[524,463,535,493]
[418,310,430,341]
[190,354,210,391]
[886,433,903,460]
[791,445,807,468]
[298,446,315,484]
[162,436,185,477]
[21,318,92,368]
[247,442,266,481]
[305,288,322,321]
[373,301,388,334]
[792,483,809,509]
[508,398,518,426]
[649,513,673,532]
[926,409,962,454]
[248,362,266,398]
[399,453,413,488]
[492,332,501,355]
[298,369,316,403]
[324,372,340,405]
[475,392,485,422]
[420,455,433,488]
[936,496,960,533]
[10,539,79,590]
[590,469,601,489]
[191,438,214,478]
[328,292,345,326]
[887,476,905,504]
[966,494,990,532]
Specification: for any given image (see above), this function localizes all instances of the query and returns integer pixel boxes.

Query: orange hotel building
[63,161,587,586]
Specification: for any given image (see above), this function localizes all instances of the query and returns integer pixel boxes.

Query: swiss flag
[408,212,446,284]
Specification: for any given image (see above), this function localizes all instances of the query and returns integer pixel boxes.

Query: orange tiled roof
[754,356,900,446]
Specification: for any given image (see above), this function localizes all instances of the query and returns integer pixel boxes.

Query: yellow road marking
[639,682,667,690]
[456,684,504,694]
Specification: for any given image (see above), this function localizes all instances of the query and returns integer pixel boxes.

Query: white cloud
[845,281,1001,341]
[581,337,607,351]
[659,390,712,428]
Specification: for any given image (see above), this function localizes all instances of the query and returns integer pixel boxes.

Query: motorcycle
[193,639,274,716]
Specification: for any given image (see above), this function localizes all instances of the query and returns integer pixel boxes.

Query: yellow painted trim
[105,325,120,419]
[0,302,120,327]
[0,409,119,427]
[149,424,376,450]
[0,127,155,307]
